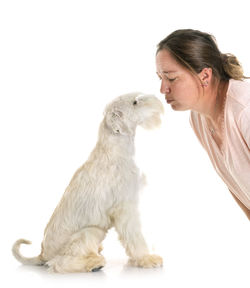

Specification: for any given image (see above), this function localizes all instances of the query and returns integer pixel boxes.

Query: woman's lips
[166,98,174,104]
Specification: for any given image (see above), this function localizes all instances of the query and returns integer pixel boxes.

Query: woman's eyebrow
[162,70,177,74]
[156,71,177,76]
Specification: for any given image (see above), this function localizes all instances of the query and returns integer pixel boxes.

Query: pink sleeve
[238,106,250,149]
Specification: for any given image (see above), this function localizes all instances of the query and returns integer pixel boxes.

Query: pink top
[190,79,250,209]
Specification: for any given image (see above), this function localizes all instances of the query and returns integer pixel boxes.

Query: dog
[12,92,164,273]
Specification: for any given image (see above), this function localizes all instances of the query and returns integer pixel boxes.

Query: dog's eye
[133,100,138,105]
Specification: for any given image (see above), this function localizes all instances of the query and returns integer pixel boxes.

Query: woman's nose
[160,80,171,94]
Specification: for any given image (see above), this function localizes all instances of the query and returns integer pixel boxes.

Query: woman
[156,29,250,220]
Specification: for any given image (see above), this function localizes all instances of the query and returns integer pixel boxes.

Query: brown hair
[157,29,247,81]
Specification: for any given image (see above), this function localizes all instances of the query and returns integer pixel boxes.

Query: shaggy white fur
[12,92,164,273]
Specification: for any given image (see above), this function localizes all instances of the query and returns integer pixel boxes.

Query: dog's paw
[85,254,106,272]
[129,254,163,268]
[46,254,106,273]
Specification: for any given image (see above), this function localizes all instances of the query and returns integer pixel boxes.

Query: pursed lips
[165,97,174,104]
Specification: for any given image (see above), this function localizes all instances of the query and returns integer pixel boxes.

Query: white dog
[12,92,164,273]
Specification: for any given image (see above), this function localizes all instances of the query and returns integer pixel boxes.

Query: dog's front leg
[114,206,163,268]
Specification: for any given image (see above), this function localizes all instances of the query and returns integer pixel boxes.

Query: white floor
[6,237,250,288]
[4,204,250,288]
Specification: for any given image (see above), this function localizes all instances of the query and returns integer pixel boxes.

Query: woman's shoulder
[227,80,250,146]
[227,79,250,108]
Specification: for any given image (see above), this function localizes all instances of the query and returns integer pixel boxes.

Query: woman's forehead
[156,50,182,72]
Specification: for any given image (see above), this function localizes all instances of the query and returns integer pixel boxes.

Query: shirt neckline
[202,79,232,156]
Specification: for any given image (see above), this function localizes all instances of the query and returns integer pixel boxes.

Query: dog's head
[104,92,164,136]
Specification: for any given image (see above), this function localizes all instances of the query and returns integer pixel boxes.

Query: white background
[0,0,249,287]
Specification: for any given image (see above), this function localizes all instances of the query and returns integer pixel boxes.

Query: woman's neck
[198,80,229,128]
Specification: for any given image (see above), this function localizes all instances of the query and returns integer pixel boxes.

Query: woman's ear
[198,67,213,87]
[105,110,129,135]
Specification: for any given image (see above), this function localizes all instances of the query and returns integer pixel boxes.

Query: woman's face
[156,49,203,111]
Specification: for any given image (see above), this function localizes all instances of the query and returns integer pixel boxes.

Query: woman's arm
[230,191,250,221]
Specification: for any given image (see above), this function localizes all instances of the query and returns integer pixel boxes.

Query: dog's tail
[12,239,45,266]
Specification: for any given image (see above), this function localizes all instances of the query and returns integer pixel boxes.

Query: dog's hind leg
[47,227,106,273]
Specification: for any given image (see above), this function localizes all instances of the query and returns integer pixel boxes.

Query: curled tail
[12,239,45,266]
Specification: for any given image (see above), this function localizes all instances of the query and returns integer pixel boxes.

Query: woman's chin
[170,103,189,111]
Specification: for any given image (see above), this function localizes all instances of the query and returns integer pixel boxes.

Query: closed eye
[163,73,177,82]
[157,72,177,82]
[168,77,177,82]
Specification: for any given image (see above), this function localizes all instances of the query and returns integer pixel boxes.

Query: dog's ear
[105,110,130,135]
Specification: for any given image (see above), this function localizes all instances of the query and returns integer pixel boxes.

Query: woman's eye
[133,100,138,105]
[162,73,177,82]
[168,77,177,82]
